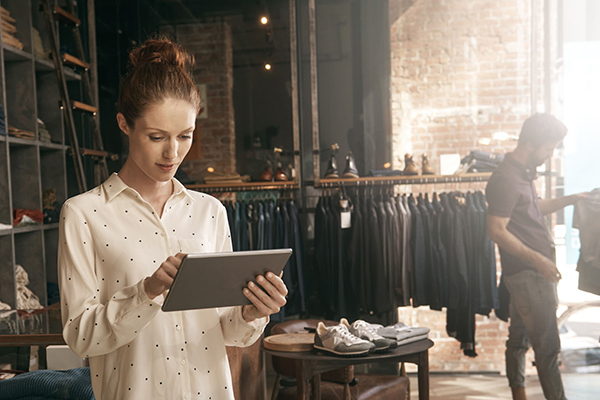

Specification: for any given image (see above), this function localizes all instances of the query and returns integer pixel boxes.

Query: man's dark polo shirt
[485,153,553,276]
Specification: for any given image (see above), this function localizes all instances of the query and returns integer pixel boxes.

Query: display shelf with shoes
[421,154,435,175]
[402,153,418,176]
[342,152,359,178]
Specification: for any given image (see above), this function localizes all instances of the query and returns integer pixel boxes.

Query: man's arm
[538,192,589,215]
[487,214,561,283]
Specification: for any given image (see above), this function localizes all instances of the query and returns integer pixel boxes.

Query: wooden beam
[72,100,98,114]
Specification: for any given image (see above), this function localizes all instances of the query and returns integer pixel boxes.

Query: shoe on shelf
[402,154,418,176]
[258,165,273,182]
[342,152,359,178]
[341,318,397,352]
[422,154,435,175]
[274,166,291,182]
[313,322,374,357]
[324,154,339,179]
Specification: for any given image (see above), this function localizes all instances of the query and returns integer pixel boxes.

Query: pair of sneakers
[313,318,397,357]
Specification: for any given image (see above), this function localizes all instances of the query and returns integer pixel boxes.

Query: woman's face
[118,98,196,183]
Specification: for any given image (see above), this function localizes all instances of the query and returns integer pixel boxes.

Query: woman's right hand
[144,253,186,299]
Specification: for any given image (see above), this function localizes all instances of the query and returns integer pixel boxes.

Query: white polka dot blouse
[58,173,267,400]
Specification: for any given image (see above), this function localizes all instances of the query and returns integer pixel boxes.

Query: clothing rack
[186,181,299,193]
[314,172,492,188]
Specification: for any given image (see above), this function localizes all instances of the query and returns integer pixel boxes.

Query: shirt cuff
[136,279,165,306]
[237,306,269,330]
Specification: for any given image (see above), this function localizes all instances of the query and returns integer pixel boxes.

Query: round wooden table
[263,338,434,400]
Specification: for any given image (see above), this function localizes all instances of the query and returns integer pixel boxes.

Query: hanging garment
[574,189,600,295]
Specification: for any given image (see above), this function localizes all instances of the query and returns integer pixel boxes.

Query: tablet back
[161,249,292,312]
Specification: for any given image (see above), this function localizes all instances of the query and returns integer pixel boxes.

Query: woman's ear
[116,113,131,136]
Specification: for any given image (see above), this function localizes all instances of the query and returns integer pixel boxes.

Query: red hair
[117,36,201,126]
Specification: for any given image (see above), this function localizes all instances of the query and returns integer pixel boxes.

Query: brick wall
[163,23,237,183]
[390,0,549,372]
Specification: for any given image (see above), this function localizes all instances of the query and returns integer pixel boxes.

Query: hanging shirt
[58,173,267,400]
[574,188,600,295]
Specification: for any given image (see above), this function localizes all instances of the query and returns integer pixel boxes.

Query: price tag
[341,211,351,229]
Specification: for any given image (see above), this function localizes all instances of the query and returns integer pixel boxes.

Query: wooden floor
[409,374,600,400]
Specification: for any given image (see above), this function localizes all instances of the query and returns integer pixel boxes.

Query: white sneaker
[313,322,374,356]
[341,318,397,352]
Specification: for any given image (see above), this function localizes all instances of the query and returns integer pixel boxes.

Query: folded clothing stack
[1,7,23,51]
[38,118,51,143]
[13,209,44,227]
[457,150,505,173]
[376,322,431,346]
[8,126,35,140]
[32,27,48,60]
[0,103,5,136]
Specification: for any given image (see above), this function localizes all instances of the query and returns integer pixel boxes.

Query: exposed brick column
[163,23,236,183]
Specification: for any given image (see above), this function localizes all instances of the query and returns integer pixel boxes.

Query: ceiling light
[207,167,215,173]
[260,16,268,25]
[264,63,272,71]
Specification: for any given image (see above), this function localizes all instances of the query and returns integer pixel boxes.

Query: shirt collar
[102,173,196,203]
[505,153,536,181]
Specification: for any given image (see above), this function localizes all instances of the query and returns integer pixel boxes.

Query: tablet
[161,248,293,312]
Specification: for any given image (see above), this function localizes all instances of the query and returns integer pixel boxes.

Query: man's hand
[144,253,186,299]
[242,272,288,322]
[533,254,562,283]
[573,191,591,202]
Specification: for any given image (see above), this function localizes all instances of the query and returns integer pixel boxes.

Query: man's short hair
[518,113,568,147]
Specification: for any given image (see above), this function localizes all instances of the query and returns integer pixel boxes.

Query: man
[486,113,588,400]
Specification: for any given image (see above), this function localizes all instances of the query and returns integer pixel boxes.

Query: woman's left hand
[242,272,288,322]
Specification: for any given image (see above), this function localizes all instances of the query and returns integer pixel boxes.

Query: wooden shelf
[315,172,493,187]
[187,180,299,192]
[0,334,65,346]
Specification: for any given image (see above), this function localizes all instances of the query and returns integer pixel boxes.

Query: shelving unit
[0,0,90,338]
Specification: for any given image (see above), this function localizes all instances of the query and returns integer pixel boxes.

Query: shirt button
[176,325,181,331]
[181,360,186,365]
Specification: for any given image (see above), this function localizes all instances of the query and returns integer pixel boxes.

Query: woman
[58,36,287,400]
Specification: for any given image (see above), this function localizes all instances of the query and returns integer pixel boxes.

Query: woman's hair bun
[128,35,194,73]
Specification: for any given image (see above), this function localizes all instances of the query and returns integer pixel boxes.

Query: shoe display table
[262,338,433,400]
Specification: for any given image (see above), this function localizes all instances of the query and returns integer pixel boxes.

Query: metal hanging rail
[314,172,492,188]
[186,181,299,193]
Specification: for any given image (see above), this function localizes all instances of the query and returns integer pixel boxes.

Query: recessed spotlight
[260,16,268,25]
[264,63,272,71]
